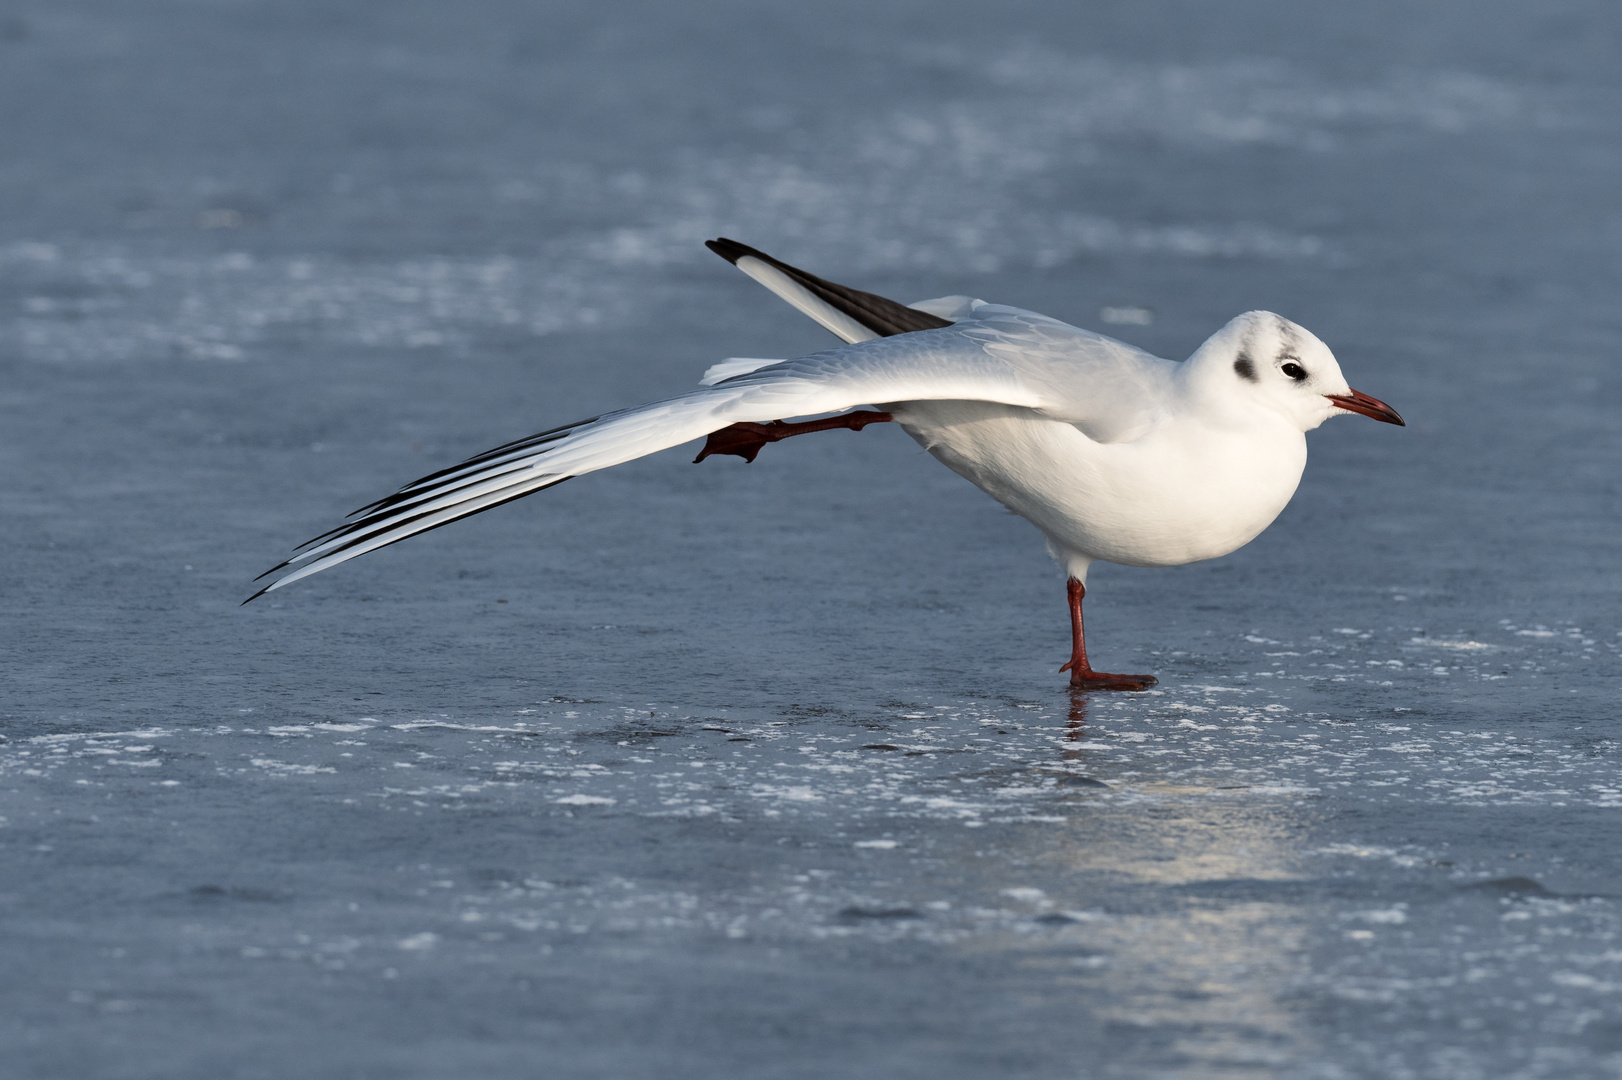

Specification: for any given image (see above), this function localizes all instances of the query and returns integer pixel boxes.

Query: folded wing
[708,238,1176,442]
[704,238,953,342]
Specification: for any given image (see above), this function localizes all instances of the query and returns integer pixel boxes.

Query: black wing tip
[705,237,952,338]
[706,237,758,265]
[253,560,293,582]
[241,584,272,606]
[703,238,742,264]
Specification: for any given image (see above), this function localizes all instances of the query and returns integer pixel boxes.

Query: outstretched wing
[249,325,1049,600]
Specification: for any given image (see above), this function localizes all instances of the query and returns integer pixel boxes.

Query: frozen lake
[3,1,1621,1076]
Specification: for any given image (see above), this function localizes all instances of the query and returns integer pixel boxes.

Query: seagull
[249,238,1403,690]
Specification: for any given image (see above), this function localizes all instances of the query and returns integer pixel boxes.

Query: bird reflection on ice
[1063,688,1089,754]
[988,687,1319,1071]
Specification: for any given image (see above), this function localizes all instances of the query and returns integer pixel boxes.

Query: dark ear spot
[1233,352,1257,382]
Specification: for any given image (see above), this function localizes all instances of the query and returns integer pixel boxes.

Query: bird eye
[1281,362,1306,381]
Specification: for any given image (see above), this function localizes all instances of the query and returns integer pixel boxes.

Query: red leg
[693,411,893,463]
[1057,578,1156,691]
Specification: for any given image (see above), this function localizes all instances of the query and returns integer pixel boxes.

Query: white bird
[250,239,1403,690]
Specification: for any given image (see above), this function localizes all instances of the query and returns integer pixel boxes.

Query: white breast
[893,400,1308,570]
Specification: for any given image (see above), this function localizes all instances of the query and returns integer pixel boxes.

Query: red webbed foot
[1058,577,1157,691]
[1059,660,1157,692]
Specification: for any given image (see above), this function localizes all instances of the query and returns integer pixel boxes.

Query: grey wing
[954,304,1179,443]
[702,240,1177,443]
[710,306,1178,438]
[249,329,1050,599]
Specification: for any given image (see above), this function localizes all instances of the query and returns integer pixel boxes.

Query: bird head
[1185,311,1404,432]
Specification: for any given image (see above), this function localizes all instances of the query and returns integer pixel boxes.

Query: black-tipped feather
[306,476,573,567]
[253,417,600,596]
[246,477,574,603]
[706,238,951,339]
[305,458,543,551]
[253,559,291,583]
[346,418,595,519]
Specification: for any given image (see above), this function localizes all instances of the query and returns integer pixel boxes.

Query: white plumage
[253,239,1402,689]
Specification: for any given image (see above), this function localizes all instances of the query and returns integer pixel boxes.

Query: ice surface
[2,1,1621,1077]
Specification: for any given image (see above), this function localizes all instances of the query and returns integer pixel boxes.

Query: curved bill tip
[1326,389,1405,427]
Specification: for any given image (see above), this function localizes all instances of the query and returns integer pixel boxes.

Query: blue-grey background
[2,2,1620,1077]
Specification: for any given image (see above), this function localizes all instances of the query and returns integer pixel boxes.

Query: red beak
[1326,388,1404,426]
